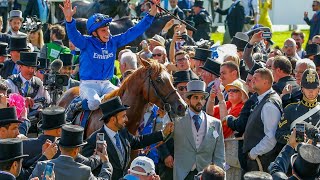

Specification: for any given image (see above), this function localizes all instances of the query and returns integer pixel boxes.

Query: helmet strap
[93,30,104,42]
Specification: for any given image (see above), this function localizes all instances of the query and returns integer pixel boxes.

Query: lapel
[100,128,123,169]
[119,132,130,169]
[182,113,196,149]
[198,113,212,150]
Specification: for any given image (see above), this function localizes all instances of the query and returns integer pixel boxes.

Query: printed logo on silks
[93,48,114,59]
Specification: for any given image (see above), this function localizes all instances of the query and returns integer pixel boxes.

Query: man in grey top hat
[174,80,225,180]
[7,10,27,36]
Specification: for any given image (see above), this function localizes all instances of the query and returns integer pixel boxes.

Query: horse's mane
[102,60,165,102]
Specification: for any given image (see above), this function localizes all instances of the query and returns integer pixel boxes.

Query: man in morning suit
[81,96,174,180]
[174,80,225,180]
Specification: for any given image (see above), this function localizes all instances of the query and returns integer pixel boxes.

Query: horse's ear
[140,56,151,67]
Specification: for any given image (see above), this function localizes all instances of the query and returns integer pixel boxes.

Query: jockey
[59,0,159,111]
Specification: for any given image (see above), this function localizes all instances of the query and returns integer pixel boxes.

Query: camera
[43,73,69,87]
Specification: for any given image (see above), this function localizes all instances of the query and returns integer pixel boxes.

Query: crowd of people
[1,0,320,179]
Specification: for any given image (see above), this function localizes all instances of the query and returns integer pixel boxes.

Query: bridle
[147,69,177,115]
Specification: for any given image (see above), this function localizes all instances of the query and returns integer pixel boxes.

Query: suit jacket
[23,134,102,171]
[272,76,300,96]
[215,1,245,38]
[81,127,164,180]
[0,59,15,79]
[23,0,49,20]
[29,155,112,180]
[173,111,225,180]
[0,171,15,180]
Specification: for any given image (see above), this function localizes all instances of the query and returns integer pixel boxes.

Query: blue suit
[304,11,320,41]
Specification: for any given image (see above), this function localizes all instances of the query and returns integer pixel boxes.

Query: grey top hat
[184,80,209,98]
[9,10,24,21]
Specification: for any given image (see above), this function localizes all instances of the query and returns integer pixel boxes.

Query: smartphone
[141,40,148,49]
[43,162,54,180]
[173,19,180,25]
[296,123,305,143]
[214,78,221,91]
[262,32,272,39]
[96,133,104,153]
[129,46,138,53]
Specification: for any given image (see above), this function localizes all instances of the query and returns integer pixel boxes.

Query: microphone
[50,59,63,73]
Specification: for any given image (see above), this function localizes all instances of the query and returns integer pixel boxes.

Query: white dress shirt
[249,88,281,159]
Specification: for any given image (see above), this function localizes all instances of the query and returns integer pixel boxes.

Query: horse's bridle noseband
[147,69,177,113]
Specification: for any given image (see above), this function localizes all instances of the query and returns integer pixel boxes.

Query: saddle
[66,96,92,129]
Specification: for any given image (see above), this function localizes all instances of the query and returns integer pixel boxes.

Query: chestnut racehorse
[58,59,187,138]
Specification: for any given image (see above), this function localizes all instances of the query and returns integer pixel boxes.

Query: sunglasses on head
[227,89,240,93]
[177,86,187,91]
[152,53,162,57]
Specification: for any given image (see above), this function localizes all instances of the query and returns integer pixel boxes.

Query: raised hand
[149,0,160,16]
[59,0,77,22]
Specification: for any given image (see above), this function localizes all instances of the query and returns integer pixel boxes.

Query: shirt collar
[257,88,272,103]
[104,124,117,138]
[188,108,204,120]
[19,73,32,84]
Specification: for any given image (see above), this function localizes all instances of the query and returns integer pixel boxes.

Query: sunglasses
[227,89,240,93]
[284,44,295,48]
[152,53,162,57]
[176,57,188,62]
[177,86,187,91]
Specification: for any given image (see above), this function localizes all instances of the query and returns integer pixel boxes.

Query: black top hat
[248,62,265,75]
[60,54,73,67]
[37,57,50,70]
[99,96,130,121]
[292,144,320,179]
[8,36,30,51]
[17,52,39,67]
[0,107,22,126]
[244,171,272,180]
[173,70,199,86]
[38,106,67,130]
[200,58,221,77]
[231,32,249,51]
[301,68,319,89]
[0,42,9,57]
[305,44,320,57]
[57,125,87,148]
[193,0,204,7]
[0,138,28,163]
[193,48,212,61]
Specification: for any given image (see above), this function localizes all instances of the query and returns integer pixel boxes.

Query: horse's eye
[156,77,162,83]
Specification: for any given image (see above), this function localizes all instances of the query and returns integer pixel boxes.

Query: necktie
[12,64,18,74]
[193,115,201,132]
[115,133,124,157]
[23,81,29,97]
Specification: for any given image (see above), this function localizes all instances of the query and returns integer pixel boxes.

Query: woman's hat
[60,54,74,67]
[225,79,249,99]
[16,52,39,67]
[291,144,320,179]
[184,80,209,98]
[193,48,213,62]
[8,10,24,21]
[57,125,87,148]
[0,139,28,162]
[0,42,10,57]
[173,70,199,86]
[0,107,22,126]
[99,96,130,121]
[148,35,165,47]
[200,58,221,77]
[38,106,67,130]
[8,36,30,51]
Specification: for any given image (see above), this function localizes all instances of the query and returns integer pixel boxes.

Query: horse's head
[141,59,187,117]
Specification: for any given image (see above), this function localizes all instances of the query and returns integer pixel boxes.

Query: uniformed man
[59,53,80,91]
[5,52,50,111]
[191,0,212,41]
[276,68,320,145]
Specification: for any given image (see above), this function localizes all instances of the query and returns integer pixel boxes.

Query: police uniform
[276,69,320,145]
